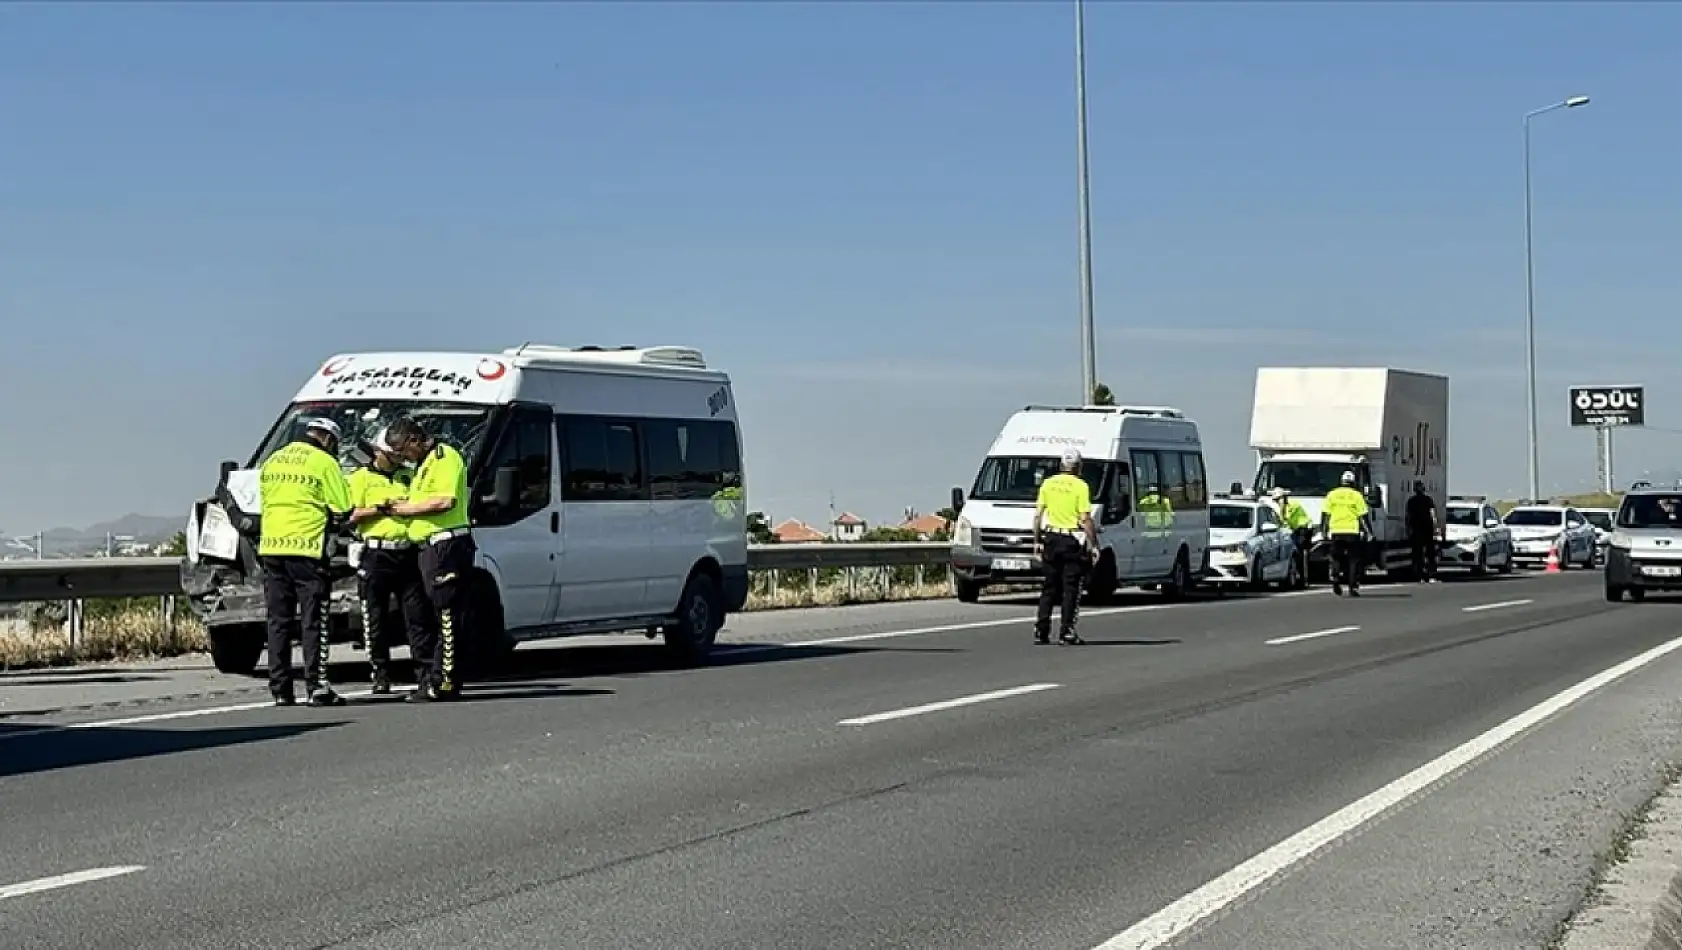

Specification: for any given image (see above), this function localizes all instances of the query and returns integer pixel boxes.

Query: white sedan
[1204,499,1300,591]
[1440,500,1515,575]
[1503,504,1599,569]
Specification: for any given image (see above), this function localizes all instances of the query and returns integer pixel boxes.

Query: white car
[1581,507,1616,563]
[1204,498,1301,590]
[1440,498,1515,576]
[1503,504,1598,569]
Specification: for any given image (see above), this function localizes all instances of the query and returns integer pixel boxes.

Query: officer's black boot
[307,683,346,707]
[369,665,392,696]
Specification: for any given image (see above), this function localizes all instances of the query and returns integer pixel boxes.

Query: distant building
[772,519,826,544]
[830,512,866,542]
[897,513,951,540]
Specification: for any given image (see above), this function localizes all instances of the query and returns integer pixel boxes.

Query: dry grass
[747,579,953,611]
[0,570,953,669]
[0,605,207,671]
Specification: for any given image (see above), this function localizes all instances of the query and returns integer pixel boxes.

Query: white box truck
[1248,367,1448,577]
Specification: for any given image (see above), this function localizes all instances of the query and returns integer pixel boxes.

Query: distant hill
[1,514,182,558]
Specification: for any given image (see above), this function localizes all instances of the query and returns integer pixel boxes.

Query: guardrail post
[68,598,84,652]
[163,595,176,635]
[808,568,818,606]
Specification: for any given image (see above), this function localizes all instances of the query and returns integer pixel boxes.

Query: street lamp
[1522,94,1590,500]
[1074,0,1098,404]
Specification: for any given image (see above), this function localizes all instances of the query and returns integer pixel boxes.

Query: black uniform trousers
[1329,534,1364,591]
[418,533,477,695]
[261,555,331,696]
[1034,532,1088,640]
[1409,529,1438,580]
[357,546,435,676]
[1291,528,1313,583]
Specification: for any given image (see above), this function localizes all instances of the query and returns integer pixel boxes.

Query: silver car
[1604,490,1682,602]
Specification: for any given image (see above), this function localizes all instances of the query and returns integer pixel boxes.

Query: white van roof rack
[1021,404,1184,418]
[503,344,709,369]
[1449,494,1487,503]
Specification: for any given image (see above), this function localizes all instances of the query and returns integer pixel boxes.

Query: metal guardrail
[0,543,954,605]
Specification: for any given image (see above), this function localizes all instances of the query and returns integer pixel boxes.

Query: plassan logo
[321,357,355,377]
[476,359,506,380]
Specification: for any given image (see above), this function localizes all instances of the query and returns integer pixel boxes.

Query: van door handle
[550,512,559,534]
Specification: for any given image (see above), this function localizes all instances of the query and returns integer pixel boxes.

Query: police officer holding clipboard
[382,416,476,702]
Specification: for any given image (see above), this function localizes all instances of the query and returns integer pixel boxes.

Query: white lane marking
[1462,598,1535,613]
[1089,631,1682,950]
[0,866,146,902]
[837,683,1060,726]
[1264,625,1360,647]
[0,688,385,741]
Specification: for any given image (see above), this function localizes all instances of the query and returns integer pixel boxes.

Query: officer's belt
[360,538,414,550]
[1044,527,1082,536]
[422,527,472,545]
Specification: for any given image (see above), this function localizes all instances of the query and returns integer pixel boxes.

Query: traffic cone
[1544,538,1562,574]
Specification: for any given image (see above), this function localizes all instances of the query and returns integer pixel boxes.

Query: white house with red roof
[830,512,867,542]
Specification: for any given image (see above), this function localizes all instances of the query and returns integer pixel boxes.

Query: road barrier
[0,543,955,605]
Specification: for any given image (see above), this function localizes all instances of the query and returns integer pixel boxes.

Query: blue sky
[1,1,1677,534]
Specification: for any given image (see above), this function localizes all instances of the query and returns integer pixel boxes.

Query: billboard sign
[1570,385,1645,427]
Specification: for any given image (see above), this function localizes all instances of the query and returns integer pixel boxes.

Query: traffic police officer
[258,416,352,707]
[1321,471,1372,597]
[1032,448,1099,646]
[1269,487,1314,586]
[383,416,475,702]
[347,427,435,695]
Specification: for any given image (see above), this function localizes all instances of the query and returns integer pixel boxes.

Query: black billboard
[1569,385,1645,427]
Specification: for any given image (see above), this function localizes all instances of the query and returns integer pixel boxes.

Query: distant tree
[1091,383,1116,406]
[860,526,920,544]
[935,506,958,523]
[746,511,777,544]
[161,532,188,557]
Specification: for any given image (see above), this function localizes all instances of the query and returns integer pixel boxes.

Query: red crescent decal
[321,357,353,377]
[477,359,507,381]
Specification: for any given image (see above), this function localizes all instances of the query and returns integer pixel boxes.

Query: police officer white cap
[1270,487,1289,500]
[1060,448,1083,468]
[304,417,342,440]
[1341,470,1356,485]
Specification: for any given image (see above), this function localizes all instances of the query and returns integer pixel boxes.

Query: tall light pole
[1074,0,1098,404]
[1522,94,1589,500]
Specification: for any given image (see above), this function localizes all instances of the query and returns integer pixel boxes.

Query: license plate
[1643,565,1681,577]
[993,557,1032,572]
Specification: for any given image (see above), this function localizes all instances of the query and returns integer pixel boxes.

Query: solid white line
[0,866,146,902]
[1089,631,1682,950]
[1265,625,1360,647]
[837,683,1060,726]
[1462,598,1535,613]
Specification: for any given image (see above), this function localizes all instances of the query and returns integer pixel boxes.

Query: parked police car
[1503,503,1598,569]
[1205,497,1301,591]
[1439,496,1515,576]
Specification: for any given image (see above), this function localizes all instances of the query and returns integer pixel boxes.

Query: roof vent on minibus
[502,344,708,369]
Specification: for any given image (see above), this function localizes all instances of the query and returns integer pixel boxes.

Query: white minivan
[182,344,748,675]
[949,404,1211,602]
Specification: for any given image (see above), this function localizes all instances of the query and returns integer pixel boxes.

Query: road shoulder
[1558,765,1682,950]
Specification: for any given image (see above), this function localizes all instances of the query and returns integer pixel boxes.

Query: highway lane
[2,571,1676,949]
[0,572,1523,724]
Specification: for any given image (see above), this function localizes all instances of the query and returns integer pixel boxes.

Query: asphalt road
[5,570,1682,950]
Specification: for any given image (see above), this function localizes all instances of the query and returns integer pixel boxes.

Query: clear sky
[1,1,1677,535]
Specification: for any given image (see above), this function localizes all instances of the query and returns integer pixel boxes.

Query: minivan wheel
[1160,551,1191,601]
[665,571,723,664]
[955,578,982,603]
[209,624,264,676]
